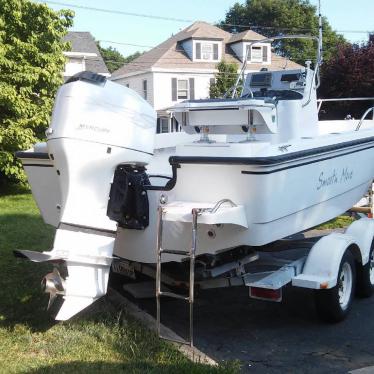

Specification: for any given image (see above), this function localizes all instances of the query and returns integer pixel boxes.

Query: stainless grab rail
[317,97,374,113]
[197,199,237,214]
[356,107,374,131]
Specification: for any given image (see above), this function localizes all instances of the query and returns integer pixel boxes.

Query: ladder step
[159,291,189,301]
[159,335,191,346]
[156,206,199,347]
[160,249,190,256]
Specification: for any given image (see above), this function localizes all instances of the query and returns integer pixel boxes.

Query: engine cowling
[16,72,157,320]
[47,71,156,231]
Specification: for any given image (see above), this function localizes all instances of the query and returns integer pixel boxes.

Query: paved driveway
[128,284,374,373]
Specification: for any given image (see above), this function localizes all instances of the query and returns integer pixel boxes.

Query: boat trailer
[111,188,374,347]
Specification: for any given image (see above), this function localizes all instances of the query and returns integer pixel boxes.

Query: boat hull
[17,134,374,263]
[115,140,374,263]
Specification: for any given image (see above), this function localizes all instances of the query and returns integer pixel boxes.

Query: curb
[349,367,374,374]
[107,287,218,366]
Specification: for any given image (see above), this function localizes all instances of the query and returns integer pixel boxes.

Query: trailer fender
[292,232,358,289]
[345,218,374,265]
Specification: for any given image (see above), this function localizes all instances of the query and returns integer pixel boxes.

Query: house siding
[230,43,243,62]
[115,72,154,107]
[152,71,215,111]
[181,40,193,59]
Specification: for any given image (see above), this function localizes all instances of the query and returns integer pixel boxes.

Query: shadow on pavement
[127,283,374,373]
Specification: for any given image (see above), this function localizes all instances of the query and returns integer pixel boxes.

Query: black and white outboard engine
[18,72,156,320]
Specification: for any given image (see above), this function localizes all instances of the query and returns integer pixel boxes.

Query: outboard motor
[16,72,156,320]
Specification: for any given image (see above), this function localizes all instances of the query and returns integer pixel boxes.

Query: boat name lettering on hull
[317,168,353,190]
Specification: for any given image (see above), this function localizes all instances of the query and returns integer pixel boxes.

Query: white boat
[15,35,374,325]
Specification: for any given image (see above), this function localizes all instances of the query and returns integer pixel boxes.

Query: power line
[42,0,194,23]
[43,0,311,31]
[41,1,373,35]
[229,25,372,34]
[99,40,156,50]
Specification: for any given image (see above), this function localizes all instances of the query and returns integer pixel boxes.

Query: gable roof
[63,31,109,75]
[228,29,266,44]
[111,21,300,78]
[177,21,229,41]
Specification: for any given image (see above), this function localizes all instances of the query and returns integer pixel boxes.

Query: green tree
[0,0,73,185]
[124,51,143,63]
[210,60,239,98]
[97,44,144,73]
[318,35,374,119]
[96,43,125,73]
[221,0,347,64]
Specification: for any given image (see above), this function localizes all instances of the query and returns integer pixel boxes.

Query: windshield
[241,89,303,101]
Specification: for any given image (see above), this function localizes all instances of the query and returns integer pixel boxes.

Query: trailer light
[249,287,282,302]
[320,282,329,289]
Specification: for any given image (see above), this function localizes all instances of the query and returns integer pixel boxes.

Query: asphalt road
[117,281,374,373]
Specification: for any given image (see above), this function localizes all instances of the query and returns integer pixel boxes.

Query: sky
[37,0,374,57]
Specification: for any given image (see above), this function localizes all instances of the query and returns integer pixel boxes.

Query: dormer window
[194,41,220,61]
[249,46,262,62]
[246,43,269,63]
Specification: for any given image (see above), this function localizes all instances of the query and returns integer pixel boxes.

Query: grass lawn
[0,188,239,373]
[315,215,355,230]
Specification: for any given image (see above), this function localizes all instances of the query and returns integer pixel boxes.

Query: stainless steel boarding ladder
[155,199,237,346]
[155,206,199,347]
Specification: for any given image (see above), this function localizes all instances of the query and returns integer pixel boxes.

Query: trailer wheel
[356,242,374,298]
[314,250,356,323]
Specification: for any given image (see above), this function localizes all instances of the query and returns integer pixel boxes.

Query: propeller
[41,267,65,310]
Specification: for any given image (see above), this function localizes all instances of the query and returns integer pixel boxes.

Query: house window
[246,44,269,63]
[172,78,195,101]
[251,46,262,62]
[195,42,219,61]
[142,79,147,100]
[161,118,169,133]
[157,118,169,133]
[202,43,213,60]
[177,79,188,99]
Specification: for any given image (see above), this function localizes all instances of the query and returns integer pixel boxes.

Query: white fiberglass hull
[18,128,374,263]
[116,132,374,263]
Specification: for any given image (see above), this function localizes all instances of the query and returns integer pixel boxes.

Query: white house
[111,21,300,133]
[63,32,110,80]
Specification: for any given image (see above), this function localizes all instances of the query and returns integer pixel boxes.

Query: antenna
[230,35,320,98]
[318,0,323,64]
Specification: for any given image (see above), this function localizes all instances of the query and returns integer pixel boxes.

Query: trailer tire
[314,250,356,323]
[356,241,374,298]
